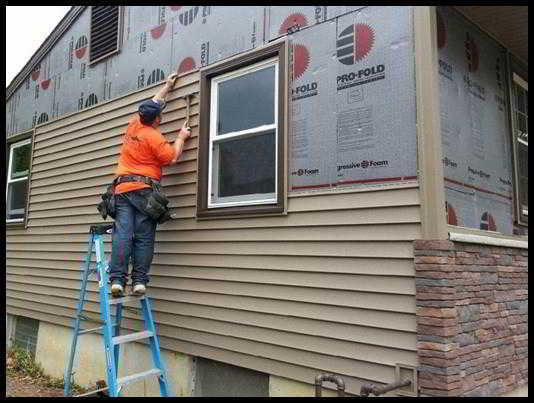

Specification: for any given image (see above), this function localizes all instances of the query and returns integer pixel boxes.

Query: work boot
[111,282,124,297]
[133,283,146,295]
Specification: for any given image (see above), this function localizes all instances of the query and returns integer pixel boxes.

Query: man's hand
[153,72,178,104]
[166,72,179,88]
[171,121,191,165]
[178,120,191,141]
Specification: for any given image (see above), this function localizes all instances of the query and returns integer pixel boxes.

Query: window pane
[516,86,525,114]
[516,113,527,134]
[7,180,28,220]
[216,132,275,198]
[11,143,31,179]
[217,65,275,135]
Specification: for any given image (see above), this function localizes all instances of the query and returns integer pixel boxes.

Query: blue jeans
[109,189,157,286]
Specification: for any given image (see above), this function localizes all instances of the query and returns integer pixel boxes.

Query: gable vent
[89,6,121,64]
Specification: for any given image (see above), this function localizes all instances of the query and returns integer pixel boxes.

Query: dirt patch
[6,370,65,397]
[6,349,89,397]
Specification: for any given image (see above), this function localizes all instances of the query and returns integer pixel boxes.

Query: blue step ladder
[64,224,170,397]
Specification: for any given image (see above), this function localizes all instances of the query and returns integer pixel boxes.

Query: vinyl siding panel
[6,72,422,395]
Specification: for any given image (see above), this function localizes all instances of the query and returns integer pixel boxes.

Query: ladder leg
[64,233,95,396]
[96,234,119,397]
[141,297,170,397]
[114,303,123,381]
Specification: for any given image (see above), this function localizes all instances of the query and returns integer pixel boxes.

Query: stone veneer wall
[414,240,528,397]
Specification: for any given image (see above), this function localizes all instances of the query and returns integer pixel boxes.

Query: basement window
[197,40,287,218]
[89,6,122,65]
[13,316,40,357]
[6,138,32,223]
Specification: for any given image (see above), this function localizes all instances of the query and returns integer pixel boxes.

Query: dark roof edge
[6,6,86,100]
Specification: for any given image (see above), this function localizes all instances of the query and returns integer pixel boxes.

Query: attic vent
[89,6,121,64]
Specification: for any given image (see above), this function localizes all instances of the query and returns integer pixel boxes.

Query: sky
[5,6,71,87]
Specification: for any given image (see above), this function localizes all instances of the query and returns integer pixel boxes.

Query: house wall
[6,69,422,395]
[7,6,419,193]
[436,6,527,237]
[6,5,427,396]
[414,240,528,397]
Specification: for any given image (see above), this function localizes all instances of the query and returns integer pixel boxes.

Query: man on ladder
[104,71,192,297]
[65,72,192,397]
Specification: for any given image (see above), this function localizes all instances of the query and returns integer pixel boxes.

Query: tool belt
[97,175,172,224]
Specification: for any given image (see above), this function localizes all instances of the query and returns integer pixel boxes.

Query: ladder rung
[112,330,153,345]
[117,368,161,387]
[110,295,145,305]
[74,386,109,397]
[78,323,117,335]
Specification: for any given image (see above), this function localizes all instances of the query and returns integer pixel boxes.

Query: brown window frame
[197,40,288,219]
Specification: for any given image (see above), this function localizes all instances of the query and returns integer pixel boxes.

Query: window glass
[516,87,525,113]
[11,143,31,179]
[7,180,28,220]
[216,131,275,199]
[217,65,275,135]
[7,139,31,222]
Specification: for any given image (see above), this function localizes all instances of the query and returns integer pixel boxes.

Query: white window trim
[513,72,528,91]
[512,73,528,220]
[208,57,279,209]
[6,138,31,223]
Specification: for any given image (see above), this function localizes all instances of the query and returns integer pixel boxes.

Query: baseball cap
[139,99,166,119]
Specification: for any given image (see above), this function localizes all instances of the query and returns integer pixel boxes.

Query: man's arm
[153,72,179,104]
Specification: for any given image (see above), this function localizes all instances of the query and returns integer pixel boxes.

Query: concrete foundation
[34,320,194,397]
[12,316,527,397]
[269,375,340,397]
[6,314,16,350]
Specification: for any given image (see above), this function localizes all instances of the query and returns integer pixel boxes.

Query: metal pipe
[360,379,411,397]
[315,373,345,397]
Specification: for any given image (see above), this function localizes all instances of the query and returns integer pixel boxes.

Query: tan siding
[6,70,421,395]
[7,254,414,276]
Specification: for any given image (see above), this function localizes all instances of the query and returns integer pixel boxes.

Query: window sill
[6,220,26,229]
[197,205,285,220]
[448,226,528,249]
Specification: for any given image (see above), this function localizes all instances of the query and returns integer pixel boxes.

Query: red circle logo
[151,23,167,40]
[75,35,88,59]
[337,24,374,65]
[293,44,309,80]
[465,33,479,73]
[446,202,457,225]
[41,79,51,90]
[178,57,196,74]
[480,212,497,231]
[354,24,374,62]
[279,13,308,34]
[31,64,40,81]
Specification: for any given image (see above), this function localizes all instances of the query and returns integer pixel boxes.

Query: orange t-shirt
[114,116,176,194]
